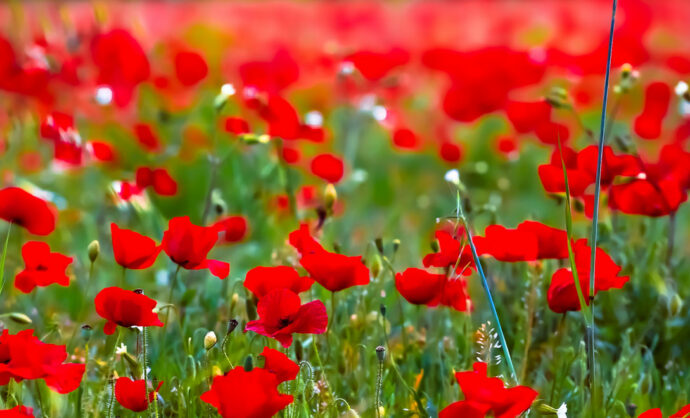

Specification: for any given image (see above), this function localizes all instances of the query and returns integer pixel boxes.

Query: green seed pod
[8,313,32,325]
[370,254,382,278]
[243,355,253,372]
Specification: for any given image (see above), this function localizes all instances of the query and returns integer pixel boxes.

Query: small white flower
[557,403,568,418]
[372,105,387,121]
[305,110,323,127]
[675,81,688,96]
[221,83,236,97]
[115,343,128,355]
[95,86,113,105]
[444,169,460,186]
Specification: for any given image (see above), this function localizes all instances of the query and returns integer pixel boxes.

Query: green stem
[165,265,181,328]
[0,222,12,297]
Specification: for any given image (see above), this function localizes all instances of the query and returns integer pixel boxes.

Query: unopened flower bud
[324,184,337,211]
[8,313,32,325]
[227,319,239,335]
[379,304,386,318]
[204,331,217,350]
[545,87,570,109]
[669,293,683,316]
[88,240,100,263]
[370,254,382,278]
[81,324,93,341]
[640,373,652,394]
[376,345,386,362]
[374,238,384,254]
[392,239,400,253]
[243,355,253,371]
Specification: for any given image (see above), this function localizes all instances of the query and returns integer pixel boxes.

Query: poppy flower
[244,266,314,299]
[14,241,72,293]
[224,117,250,135]
[345,48,409,82]
[0,329,85,394]
[251,95,301,140]
[174,50,208,86]
[213,216,248,243]
[422,230,474,274]
[245,288,327,347]
[135,167,178,196]
[609,178,686,218]
[91,29,150,107]
[87,141,117,163]
[161,216,229,279]
[518,221,569,259]
[239,49,299,94]
[94,287,164,335]
[395,268,471,312]
[474,224,539,262]
[504,100,551,134]
[634,82,671,140]
[0,187,56,235]
[200,366,293,417]
[439,142,462,163]
[39,112,84,166]
[547,239,629,313]
[639,405,690,418]
[111,223,161,270]
[133,123,161,153]
[392,127,419,150]
[259,347,300,383]
[115,377,163,412]
[439,362,538,418]
[0,405,34,417]
[310,153,344,184]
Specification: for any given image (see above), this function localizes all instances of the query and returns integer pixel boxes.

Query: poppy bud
[240,133,270,145]
[392,239,400,253]
[616,63,639,94]
[669,293,683,317]
[88,240,100,263]
[212,190,227,216]
[375,345,386,362]
[133,288,144,294]
[81,324,93,341]
[546,87,571,109]
[324,183,337,211]
[8,313,32,325]
[122,351,141,377]
[640,373,652,394]
[379,304,386,318]
[374,238,384,254]
[243,355,253,372]
[204,331,217,350]
[430,239,440,254]
[227,319,239,335]
[370,254,382,278]
[230,293,239,315]
[294,339,303,362]
[246,297,257,320]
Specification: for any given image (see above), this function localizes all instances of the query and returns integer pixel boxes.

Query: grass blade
[0,223,12,297]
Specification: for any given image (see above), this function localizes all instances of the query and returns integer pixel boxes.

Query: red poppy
[91,29,150,107]
[14,241,72,293]
[547,239,629,313]
[609,178,686,217]
[634,82,671,140]
[115,377,163,412]
[259,347,300,383]
[439,362,538,418]
[504,100,551,134]
[639,404,690,418]
[439,142,463,163]
[474,224,539,262]
[0,405,34,417]
[244,266,314,299]
[88,141,117,163]
[161,216,229,279]
[111,223,161,270]
[174,50,208,86]
[133,123,161,153]
[213,216,249,243]
[224,117,250,136]
[239,49,299,94]
[422,230,474,274]
[395,268,471,312]
[94,287,164,335]
[0,329,85,394]
[135,167,178,196]
[200,366,293,417]
[345,48,409,82]
[245,288,327,347]
[0,187,56,235]
[392,127,419,150]
[518,221,569,259]
[39,112,84,166]
[310,153,344,184]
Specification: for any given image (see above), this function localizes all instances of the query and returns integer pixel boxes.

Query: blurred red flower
[223,117,250,136]
[289,224,369,292]
[245,288,327,347]
[213,215,249,243]
[14,241,72,293]
[547,239,629,313]
[200,366,293,417]
[639,404,690,418]
[0,187,56,235]
[310,153,344,183]
[161,216,229,279]
[133,123,162,153]
[259,347,300,383]
[422,230,474,275]
[94,287,164,335]
[244,266,314,299]
[174,50,208,86]
[135,167,178,196]
[87,141,117,163]
[439,362,537,418]
[0,405,34,417]
[91,29,150,107]
[0,329,85,395]
[345,48,409,82]
[634,82,671,140]
[111,223,161,270]
[115,377,163,412]
[239,49,299,94]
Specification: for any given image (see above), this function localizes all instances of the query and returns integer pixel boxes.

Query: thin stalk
[0,223,12,296]
[273,138,298,219]
[165,265,181,327]
[142,327,149,400]
[589,1,618,414]
[455,189,518,384]
[201,109,221,225]
[519,266,537,383]
[375,351,384,418]
[667,212,676,267]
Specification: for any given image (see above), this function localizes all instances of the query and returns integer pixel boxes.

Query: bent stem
[454,189,518,385]
[0,222,12,297]
[589,0,618,414]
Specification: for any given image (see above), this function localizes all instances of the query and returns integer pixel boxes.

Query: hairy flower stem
[519,267,538,383]
[589,0,618,414]
[107,377,116,418]
[374,348,385,418]
[455,189,518,384]
[142,327,149,403]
